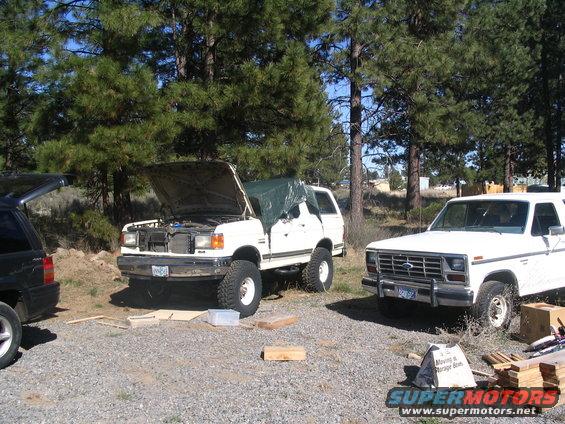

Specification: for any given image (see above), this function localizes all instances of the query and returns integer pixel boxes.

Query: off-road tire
[470,280,513,329]
[377,297,414,318]
[218,260,262,317]
[302,247,334,292]
[0,302,22,369]
[130,279,172,307]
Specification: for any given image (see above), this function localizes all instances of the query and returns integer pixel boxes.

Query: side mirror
[548,225,565,236]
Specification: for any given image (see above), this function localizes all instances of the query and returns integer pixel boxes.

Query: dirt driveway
[0,249,563,423]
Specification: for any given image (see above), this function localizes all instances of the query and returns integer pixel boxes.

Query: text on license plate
[152,265,169,277]
[398,286,416,300]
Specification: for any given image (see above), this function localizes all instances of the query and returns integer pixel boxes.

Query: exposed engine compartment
[127,216,241,254]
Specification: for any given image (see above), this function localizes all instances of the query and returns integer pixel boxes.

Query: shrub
[70,210,119,251]
[406,202,444,226]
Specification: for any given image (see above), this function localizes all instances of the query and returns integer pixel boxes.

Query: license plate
[151,265,169,277]
[398,286,416,300]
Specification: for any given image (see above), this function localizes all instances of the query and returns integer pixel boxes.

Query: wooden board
[263,346,306,361]
[66,315,105,324]
[255,314,298,330]
[140,309,206,322]
[510,350,565,372]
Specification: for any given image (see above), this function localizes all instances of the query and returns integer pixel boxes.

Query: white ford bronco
[117,161,344,316]
[363,193,565,328]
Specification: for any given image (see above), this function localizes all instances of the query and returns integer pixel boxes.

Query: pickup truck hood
[144,161,254,217]
[367,230,526,259]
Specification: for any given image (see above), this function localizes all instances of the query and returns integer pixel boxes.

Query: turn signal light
[447,273,466,282]
[211,234,224,249]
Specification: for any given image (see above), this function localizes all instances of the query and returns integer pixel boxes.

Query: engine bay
[126,215,241,254]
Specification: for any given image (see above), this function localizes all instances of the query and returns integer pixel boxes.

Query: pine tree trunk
[406,141,421,211]
[541,36,556,190]
[503,144,514,193]
[204,10,216,83]
[112,169,132,226]
[456,176,461,197]
[100,168,110,217]
[349,37,363,230]
[555,63,563,190]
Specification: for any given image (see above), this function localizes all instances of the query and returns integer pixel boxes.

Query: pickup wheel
[471,280,513,329]
[302,247,334,292]
[218,260,262,317]
[0,302,22,369]
[130,279,172,307]
[377,297,414,318]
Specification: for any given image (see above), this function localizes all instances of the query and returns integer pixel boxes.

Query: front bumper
[117,255,231,281]
[362,275,474,307]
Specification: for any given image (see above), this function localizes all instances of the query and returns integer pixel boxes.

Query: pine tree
[35,0,173,224]
[0,0,52,170]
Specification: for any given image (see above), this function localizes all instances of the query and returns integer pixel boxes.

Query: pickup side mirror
[548,225,565,236]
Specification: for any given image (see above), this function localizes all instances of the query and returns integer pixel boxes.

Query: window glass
[531,203,561,236]
[430,200,529,234]
[315,192,337,215]
[0,211,31,254]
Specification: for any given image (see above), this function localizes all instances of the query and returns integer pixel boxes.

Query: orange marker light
[211,234,224,249]
[473,256,483,261]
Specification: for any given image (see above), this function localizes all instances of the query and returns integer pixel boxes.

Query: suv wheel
[218,260,262,317]
[130,279,172,307]
[377,297,414,318]
[0,302,22,369]
[302,247,334,292]
[470,280,513,329]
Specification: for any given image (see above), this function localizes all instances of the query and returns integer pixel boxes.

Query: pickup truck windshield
[430,200,529,234]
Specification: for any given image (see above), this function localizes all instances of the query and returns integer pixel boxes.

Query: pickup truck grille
[377,252,443,281]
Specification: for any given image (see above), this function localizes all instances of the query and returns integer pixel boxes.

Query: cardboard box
[520,303,565,343]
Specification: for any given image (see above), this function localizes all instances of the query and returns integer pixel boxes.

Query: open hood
[144,161,254,217]
[0,173,72,207]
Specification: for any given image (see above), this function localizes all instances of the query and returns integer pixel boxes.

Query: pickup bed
[363,192,565,328]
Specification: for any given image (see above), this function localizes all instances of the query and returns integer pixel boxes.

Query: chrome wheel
[318,261,329,283]
[488,295,509,328]
[0,316,13,358]
[240,277,256,306]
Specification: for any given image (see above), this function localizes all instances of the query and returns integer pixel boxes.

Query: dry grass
[331,248,366,296]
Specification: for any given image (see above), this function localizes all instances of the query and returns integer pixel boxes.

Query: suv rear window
[315,192,337,215]
[0,211,31,254]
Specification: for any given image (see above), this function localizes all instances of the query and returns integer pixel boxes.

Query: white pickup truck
[117,161,344,316]
[363,193,565,328]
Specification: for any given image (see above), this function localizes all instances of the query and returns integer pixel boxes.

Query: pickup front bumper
[362,275,474,307]
[117,255,231,282]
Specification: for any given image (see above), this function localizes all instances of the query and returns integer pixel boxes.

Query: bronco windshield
[430,200,529,234]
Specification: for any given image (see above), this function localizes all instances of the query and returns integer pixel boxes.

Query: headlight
[446,257,466,271]
[121,232,138,247]
[195,234,224,250]
[366,251,378,273]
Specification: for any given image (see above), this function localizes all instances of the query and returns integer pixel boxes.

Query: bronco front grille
[377,252,443,281]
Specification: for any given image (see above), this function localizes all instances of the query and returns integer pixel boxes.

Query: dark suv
[0,173,71,369]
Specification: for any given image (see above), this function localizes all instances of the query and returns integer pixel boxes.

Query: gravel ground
[1,291,563,424]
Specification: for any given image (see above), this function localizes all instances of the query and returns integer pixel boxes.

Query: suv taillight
[43,256,55,285]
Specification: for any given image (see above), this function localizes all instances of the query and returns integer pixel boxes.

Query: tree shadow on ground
[325,295,466,334]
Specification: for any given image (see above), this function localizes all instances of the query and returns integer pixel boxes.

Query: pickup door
[524,201,565,295]
[314,190,343,254]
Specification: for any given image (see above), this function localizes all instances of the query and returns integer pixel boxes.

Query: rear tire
[218,260,262,317]
[302,247,334,292]
[377,297,414,318]
[0,302,22,369]
[470,280,513,329]
[130,279,172,307]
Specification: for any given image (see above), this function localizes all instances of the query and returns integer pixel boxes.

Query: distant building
[368,179,391,192]
[419,177,430,190]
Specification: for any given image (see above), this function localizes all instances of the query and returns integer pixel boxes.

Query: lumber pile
[482,351,526,370]
[540,356,565,392]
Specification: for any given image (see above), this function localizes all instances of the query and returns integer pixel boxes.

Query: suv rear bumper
[362,275,474,307]
[24,282,60,322]
[117,255,231,281]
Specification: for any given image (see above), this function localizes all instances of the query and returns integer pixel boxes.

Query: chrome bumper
[362,275,474,307]
[117,255,231,281]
